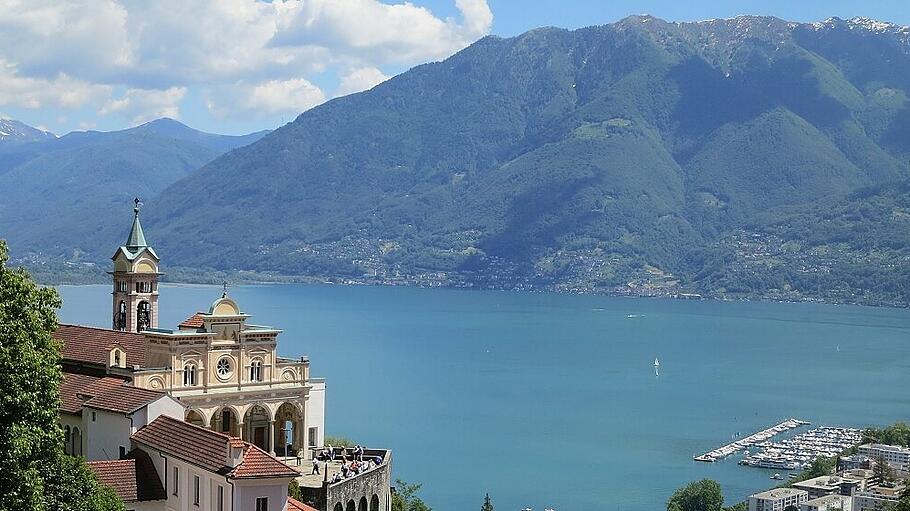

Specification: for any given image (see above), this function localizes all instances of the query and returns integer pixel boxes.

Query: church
[59,199,324,457]
[52,201,390,511]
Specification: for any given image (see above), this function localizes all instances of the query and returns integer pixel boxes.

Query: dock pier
[693,418,810,463]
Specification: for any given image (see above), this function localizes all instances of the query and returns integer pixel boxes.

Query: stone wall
[302,449,392,511]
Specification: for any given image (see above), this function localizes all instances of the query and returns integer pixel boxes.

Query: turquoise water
[56,284,910,511]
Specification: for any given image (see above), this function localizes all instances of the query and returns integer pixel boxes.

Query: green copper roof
[125,199,147,249]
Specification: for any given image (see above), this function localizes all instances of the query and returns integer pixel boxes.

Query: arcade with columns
[108,200,325,457]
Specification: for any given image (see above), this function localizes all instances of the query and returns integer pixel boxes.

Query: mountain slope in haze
[0,119,269,259]
[0,118,55,145]
[137,15,910,303]
[11,15,910,304]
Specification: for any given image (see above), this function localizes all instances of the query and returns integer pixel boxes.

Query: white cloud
[0,59,110,110]
[0,0,493,125]
[99,87,187,124]
[207,78,326,119]
[273,0,494,63]
[336,67,391,96]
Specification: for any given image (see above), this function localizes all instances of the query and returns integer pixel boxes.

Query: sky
[1,0,908,136]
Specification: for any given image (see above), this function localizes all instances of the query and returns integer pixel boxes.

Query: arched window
[115,301,126,331]
[111,348,123,368]
[359,497,368,511]
[249,359,263,382]
[370,494,380,511]
[183,362,197,386]
[137,301,151,331]
[72,427,82,456]
[64,426,71,455]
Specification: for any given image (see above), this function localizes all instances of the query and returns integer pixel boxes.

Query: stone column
[296,418,306,457]
[237,422,244,440]
[268,420,276,455]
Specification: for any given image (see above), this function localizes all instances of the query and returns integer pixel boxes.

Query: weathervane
[222,281,228,298]
[133,197,143,214]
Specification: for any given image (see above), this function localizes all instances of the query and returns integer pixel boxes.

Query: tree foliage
[667,479,724,511]
[481,493,494,511]
[864,423,910,447]
[789,457,836,485]
[392,479,431,511]
[872,454,896,485]
[0,240,123,511]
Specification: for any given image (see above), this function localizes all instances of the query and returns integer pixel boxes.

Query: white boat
[654,357,660,368]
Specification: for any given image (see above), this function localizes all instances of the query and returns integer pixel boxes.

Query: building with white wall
[59,371,183,460]
[54,204,325,459]
[800,494,852,511]
[749,488,809,511]
[857,443,910,470]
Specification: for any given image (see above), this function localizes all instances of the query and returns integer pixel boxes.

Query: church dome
[209,296,241,316]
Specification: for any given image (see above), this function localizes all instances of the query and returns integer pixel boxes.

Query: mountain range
[0,118,268,261]
[5,15,910,305]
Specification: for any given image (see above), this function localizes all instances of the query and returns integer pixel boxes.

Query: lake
[56,284,910,511]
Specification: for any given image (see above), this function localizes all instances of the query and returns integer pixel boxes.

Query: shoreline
[46,272,910,311]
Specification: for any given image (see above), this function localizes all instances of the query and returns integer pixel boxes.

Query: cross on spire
[134,197,142,214]
[222,281,228,298]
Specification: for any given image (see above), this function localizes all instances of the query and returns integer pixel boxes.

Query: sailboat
[654,357,660,368]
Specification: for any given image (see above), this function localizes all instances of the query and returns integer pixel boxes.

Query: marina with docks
[694,419,810,463]
[738,426,864,470]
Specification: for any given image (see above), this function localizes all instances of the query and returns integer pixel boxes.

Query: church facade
[59,200,325,458]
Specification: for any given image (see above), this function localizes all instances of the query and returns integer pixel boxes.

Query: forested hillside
[10,16,910,304]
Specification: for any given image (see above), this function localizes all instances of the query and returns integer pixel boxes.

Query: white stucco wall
[309,380,326,448]
[234,478,292,511]
[134,396,185,430]
[84,408,132,461]
[158,455,233,511]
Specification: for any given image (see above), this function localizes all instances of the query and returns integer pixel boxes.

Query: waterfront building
[799,494,852,511]
[852,489,902,511]
[857,443,910,471]
[748,488,809,511]
[839,456,873,472]
[55,203,325,457]
[56,202,392,511]
[793,471,873,499]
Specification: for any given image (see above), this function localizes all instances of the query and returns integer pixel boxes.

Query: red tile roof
[132,415,231,473]
[288,497,320,511]
[82,384,168,414]
[87,460,139,501]
[59,372,127,414]
[55,324,147,367]
[131,415,298,479]
[230,444,299,480]
[87,449,165,502]
[178,312,205,329]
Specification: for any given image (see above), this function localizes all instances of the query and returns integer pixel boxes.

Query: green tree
[392,479,431,511]
[872,454,896,485]
[667,479,724,511]
[0,240,123,511]
[481,493,494,511]
[41,454,122,511]
[288,479,303,501]
[789,457,835,485]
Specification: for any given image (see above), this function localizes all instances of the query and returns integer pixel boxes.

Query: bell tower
[110,198,161,332]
